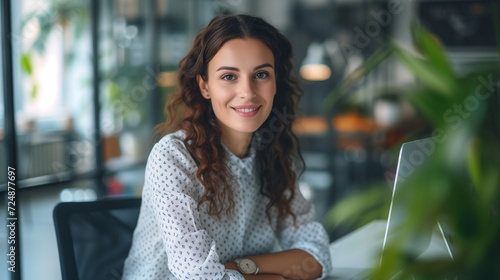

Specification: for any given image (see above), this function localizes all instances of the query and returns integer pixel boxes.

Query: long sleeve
[148,139,245,280]
[277,187,332,279]
[123,133,244,280]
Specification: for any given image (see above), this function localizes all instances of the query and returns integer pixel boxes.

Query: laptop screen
[381,138,454,266]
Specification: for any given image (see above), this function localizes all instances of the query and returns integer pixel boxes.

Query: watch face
[239,259,257,274]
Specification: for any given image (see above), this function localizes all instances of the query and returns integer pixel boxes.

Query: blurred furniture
[293,116,329,136]
[53,198,141,280]
[17,133,67,178]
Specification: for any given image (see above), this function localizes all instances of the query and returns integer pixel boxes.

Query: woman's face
[197,38,276,142]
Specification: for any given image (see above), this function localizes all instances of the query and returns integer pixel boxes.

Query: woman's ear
[196,75,210,99]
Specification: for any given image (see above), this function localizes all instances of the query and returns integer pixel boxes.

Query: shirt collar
[222,139,257,175]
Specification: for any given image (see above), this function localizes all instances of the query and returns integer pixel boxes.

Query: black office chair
[53,198,141,280]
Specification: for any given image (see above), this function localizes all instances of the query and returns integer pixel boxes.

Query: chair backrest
[53,198,141,280]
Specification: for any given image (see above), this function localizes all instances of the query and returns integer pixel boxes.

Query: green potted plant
[324,16,500,280]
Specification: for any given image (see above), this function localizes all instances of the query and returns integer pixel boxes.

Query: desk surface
[328,220,452,278]
[329,220,386,270]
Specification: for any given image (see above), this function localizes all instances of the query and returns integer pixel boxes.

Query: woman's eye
[255,72,269,79]
[222,74,236,81]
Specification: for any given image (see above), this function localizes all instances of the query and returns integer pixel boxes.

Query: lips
[232,105,261,117]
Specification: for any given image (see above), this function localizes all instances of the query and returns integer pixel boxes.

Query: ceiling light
[300,42,332,81]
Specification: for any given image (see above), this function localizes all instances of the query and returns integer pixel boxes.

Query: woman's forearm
[242,275,285,280]
[225,249,322,280]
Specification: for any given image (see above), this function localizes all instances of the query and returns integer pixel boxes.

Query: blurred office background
[0,0,498,279]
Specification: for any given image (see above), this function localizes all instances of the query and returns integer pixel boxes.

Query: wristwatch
[234,258,259,275]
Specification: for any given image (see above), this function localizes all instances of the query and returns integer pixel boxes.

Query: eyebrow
[215,63,274,72]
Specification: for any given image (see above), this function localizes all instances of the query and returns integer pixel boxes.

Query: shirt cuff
[223,269,245,280]
[291,243,332,280]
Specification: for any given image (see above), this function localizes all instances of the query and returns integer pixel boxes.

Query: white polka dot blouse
[122,130,332,279]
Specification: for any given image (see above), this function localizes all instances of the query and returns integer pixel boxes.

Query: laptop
[327,138,455,280]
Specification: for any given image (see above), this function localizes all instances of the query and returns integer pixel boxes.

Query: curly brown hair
[154,14,304,222]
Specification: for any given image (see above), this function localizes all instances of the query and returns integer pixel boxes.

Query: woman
[123,14,332,280]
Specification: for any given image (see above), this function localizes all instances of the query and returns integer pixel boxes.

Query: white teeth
[235,107,258,113]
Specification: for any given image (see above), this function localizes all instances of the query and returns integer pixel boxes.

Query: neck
[221,130,252,159]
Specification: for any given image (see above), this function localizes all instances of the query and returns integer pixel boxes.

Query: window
[0,0,166,194]
[10,0,95,185]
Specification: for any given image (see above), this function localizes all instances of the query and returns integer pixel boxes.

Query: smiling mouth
[233,107,260,113]
[231,105,262,117]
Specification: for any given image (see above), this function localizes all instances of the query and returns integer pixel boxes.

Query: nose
[237,77,256,99]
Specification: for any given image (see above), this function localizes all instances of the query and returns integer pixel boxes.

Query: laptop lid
[381,138,455,265]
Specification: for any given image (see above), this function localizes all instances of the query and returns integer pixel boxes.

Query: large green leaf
[323,185,390,229]
[410,20,455,81]
[402,86,450,128]
[20,53,33,75]
[467,139,481,191]
[390,39,458,97]
[30,84,38,99]
[323,44,393,109]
